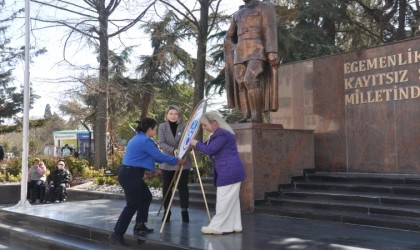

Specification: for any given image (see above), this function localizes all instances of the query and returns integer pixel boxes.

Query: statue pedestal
[231,123,314,211]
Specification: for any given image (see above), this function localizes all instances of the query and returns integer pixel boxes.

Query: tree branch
[107,0,121,14]
[56,0,96,13]
[352,21,382,41]
[83,0,97,9]
[63,28,76,63]
[105,0,116,12]
[31,18,99,39]
[207,0,222,35]
[108,18,147,23]
[31,0,97,19]
[109,0,156,37]
[159,0,200,29]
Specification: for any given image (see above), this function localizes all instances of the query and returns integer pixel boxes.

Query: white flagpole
[18,0,31,206]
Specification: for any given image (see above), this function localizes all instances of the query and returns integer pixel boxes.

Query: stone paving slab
[2,199,420,250]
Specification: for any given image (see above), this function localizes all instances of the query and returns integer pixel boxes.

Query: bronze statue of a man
[225,0,280,123]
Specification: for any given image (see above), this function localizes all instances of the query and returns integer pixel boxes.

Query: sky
[6,0,240,123]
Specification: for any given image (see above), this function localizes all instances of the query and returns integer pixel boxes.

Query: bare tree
[31,0,156,168]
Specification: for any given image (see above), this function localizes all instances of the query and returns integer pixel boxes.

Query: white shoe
[233,229,242,233]
[36,199,40,204]
[201,227,222,235]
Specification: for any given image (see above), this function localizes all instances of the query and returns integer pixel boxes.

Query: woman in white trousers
[191,112,247,234]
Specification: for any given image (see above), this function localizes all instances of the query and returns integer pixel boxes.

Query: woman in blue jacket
[191,112,246,235]
[110,117,186,247]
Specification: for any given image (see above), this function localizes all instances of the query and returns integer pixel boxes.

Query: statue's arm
[261,4,280,67]
[225,15,237,47]
[267,53,280,68]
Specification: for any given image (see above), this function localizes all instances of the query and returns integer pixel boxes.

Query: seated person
[46,160,72,203]
[57,157,70,171]
[27,158,47,204]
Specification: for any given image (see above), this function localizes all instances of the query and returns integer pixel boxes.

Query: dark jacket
[196,128,246,187]
[47,169,72,185]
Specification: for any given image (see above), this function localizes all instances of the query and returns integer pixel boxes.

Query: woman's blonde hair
[165,105,183,123]
[200,112,234,135]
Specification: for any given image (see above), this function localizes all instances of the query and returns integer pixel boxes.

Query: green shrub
[108,151,123,175]
[190,155,213,183]
[7,173,21,182]
[61,156,89,177]
[94,176,106,185]
[143,168,162,188]
[81,167,94,178]
[106,177,119,185]
[6,158,21,176]
[145,177,162,188]
[92,168,103,178]
[93,176,119,185]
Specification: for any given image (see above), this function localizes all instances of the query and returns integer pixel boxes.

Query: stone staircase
[255,171,420,232]
[171,177,216,209]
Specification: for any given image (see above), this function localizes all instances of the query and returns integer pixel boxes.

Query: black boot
[181,211,189,223]
[133,222,154,235]
[109,231,128,247]
[161,210,171,223]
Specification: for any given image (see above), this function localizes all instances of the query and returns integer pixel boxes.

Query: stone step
[162,187,216,200]
[268,196,420,219]
[281,190,420,208]
[0,208,188,250]
[254,204,420,232]
[260,172,420,232]
[0,222,120,250]
[311,172,420,178]
[294,181,420,196]
[171,195,216,209]
[188,189,216,200]
[194,177,213,185]
[188,183,216,192]
[164,179,216,209]
[307,172,420,185]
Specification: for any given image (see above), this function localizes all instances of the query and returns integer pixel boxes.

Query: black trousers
[47,184,67,202]
[161,169,190,210]
[114,165,152,235]
[27,180,44,202]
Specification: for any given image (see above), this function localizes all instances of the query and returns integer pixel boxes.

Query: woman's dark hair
[135,117,157,133]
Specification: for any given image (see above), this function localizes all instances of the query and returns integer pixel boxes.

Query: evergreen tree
[44,104,52,118]
[136,11,195,118]
[0,0,25,124]
[0,0,43,129]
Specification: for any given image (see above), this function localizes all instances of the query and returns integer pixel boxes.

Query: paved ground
[2,199,420,250]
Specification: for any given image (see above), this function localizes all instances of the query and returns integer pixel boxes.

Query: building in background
[53,130,94,157]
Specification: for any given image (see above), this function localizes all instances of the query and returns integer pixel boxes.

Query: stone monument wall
[270,37,420,174]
